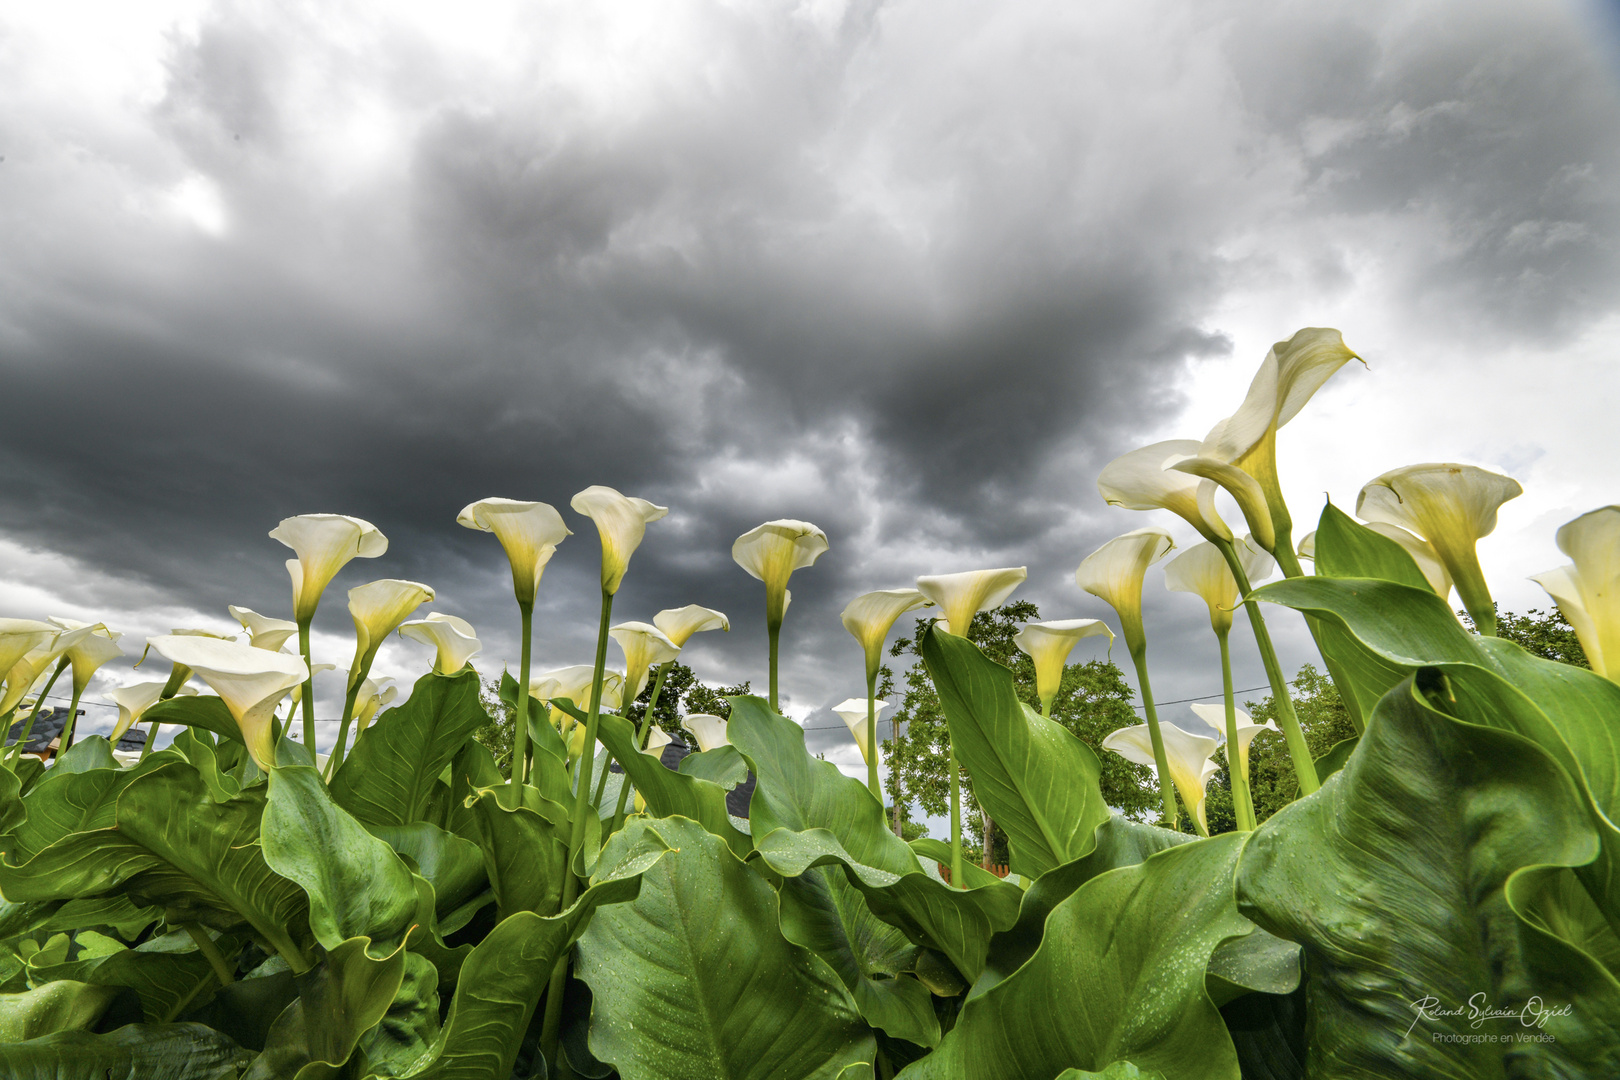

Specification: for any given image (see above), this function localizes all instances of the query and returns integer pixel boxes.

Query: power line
[797,684,1274,730]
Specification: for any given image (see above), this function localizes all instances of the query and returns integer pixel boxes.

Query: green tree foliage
[1468,605,1589,668]
[886,601,1156,858]
[1213,663,1357,829]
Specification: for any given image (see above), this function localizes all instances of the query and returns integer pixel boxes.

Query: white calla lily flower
[1189,702,1280,785]
[533,665,624,715]
[48,619,125,699]
[915,569,1027,637]
[733,520,830,629]
[833,697,891,766]
[354,677,398,735]
[685,714,730,753]
[842,589,932,681]
[228,606,299,652]
[346,580,435,683]
[148,635,308,768]
[1012,619,1114,714]
[570,486,670,595]
[107,681,197,741]
[457,498,571,607]
[609,622,682,700]
[0,624,92,715]
[1356,463,1521,633]
[1075,528,1175,654]
[270,514,388,622]
[1165,439,1276,552]
[1296,532,1315,561]
[1164,537,1274,636]
[1364,522,1453,598]
[1531,506,1620,678]
[0,620,58,686]
[652,605,729,648]
[1098,440,1233,543]
[399,613,482,676]
[641,725,673,757]
[1103,720,1221,835]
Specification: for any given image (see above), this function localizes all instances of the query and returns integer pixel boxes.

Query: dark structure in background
[3,707,146,761]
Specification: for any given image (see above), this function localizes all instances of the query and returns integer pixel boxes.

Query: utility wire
[796,684,1274,730]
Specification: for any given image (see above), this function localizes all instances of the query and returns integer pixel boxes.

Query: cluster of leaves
[2,502,1618,1079]
[886,601,1157,859]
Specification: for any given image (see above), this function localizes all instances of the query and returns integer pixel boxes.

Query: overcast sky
[3,0,1619,785]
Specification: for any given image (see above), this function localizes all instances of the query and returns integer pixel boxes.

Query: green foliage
[1473,605,1590,668]
[1229,664,1358,826]
[887,602,1156,857]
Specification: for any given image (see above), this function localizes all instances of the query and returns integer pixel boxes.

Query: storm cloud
[2,0,1618,766]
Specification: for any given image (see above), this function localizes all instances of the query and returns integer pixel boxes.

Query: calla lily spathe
[1189,702,1279,785]
[346,580,435,683]
[652,605,729,648]
[533,666,624,713]
[685,714,730,753]
[571,487,670,595]
[1102,720,1221,835]
[399,613,482,676]
[1531,506,1620,678]
[1164,537,1274,635]
[1176,329,1362,551]
[148,634,308,768]
[733,520,829,628]
[107,681,197,740]
[1075,528,1175,653]
[354,676,397,734]
[271,514,388,622]
[0,620,58,686]
[833,697,890,766]
[642,725,673,757]
[1357,463,1522,634]
[915,569,1027,637]
[841,589,932,680]
[0,623,93,715]
[1013,619,1114,714]
[48,619,125,699]
[228,606,299,652]
[457,498,572,607]
[609,622,681,699]
[1098,440,1233,544]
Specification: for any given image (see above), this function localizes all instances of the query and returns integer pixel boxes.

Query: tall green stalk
[1218,629,1257,831]
[948,742,963,887]
[609,662,671,833]
[142,662,191,762]
[514,602,534,784]
[540,587,614,1070]
[57,684,86,752]
[767,619,781,713]
[9,657,67,763]
[864,669,881,802]
[297,621,317,754]
[323,678,366,779]
[1218,543,1319,796]
[1125,641,1179,831]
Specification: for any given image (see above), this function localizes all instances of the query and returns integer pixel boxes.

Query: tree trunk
[982,812,995,871]
[891,715,905,837]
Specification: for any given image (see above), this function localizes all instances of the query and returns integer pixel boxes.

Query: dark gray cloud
[1,0,1617,761]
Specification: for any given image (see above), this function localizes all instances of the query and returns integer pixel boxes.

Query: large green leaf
[244,936,407,1080]
[358,952,441,1077]
[0,766,25,836]
[1312,502,1433,590]
[729,695,1022,982]
[0,761,309,969]
[262,765,423,955]
[179,967,298,1052]
[37,895,162,942]
[467,782,571,920]
[577,816,876,1080]
[376,820,670,1080]
[970,815,1194,1000]
[1255,575,1620,926]
[330,672,490,828]
[0,979,119,1040]
[141,695,245,746]
[0,1022,253,1079]
[1236,672,1620,1076]
[369,820,489,919]
[594,711,751,857]
[918,627,1112,877]
[27,928,232,1022]
[899,834,1249,1080]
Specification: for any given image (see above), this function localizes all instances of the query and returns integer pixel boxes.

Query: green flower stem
[948,741,964,888]
[1218,629,1257,832]
[1219,542,1320,796]
[542,587,615,1071]
[890,711,905,838]
[9,657,67,764]
[768,617,782,713]
[183,924,235,986]
[1449,555,1498,637]
[609,662,671,833]
[1125,638,1180,832]
[515,602,534,784]
[297,621,317,755]
[323,676,366,780]
[865,668,881,802]
[57,684,86,752]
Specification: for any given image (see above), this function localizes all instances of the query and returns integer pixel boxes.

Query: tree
[885,601,1157,863]
[1466,605,1588,668]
